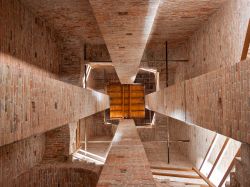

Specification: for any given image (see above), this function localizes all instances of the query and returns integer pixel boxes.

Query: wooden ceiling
[89,0,160,84]
[20,0,226,82]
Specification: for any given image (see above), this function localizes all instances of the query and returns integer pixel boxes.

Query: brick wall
[0,0,61,79]
[235,143,250,187]
[59,37,85,86]
[137,113,167,142]
[175,0,250,81]
[13,163,102,187]
[0,134,45,186]
[0,0,110,147]
[79,112,116,139]
[42,125,71,163]
[143,1,250,85]
[42,123,78,163]
[137,113,190,166]
[137,113,189,151]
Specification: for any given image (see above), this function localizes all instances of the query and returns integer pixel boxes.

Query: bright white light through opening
[82,64,92,88]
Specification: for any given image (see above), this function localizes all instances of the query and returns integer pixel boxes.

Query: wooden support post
[166,41,168,87]
[152,171,201,179]
[83,43,87,88]
[122,85,125,118]
[151,166,193,171]
[193,167,216,187]
[76,121,81,149]
[84,64,87,88]
[129,85,131,118]
[167,117,170,164]
[199,133,218,170]
[84,43,87,61]
[84,118,88,155]
[103,110,106,124]
[149,110,152,124]
[208,138,229,178]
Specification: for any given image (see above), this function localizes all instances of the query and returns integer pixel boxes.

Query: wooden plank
[151,166,193,171]
[199,133,218,170]
[193,167,216,187]
[218,149,240,187]
[208,138,229,178]
[76,121,81,149]
[129,85,131,117]
[152,171,201,179]
[122,85,125,118]
[241,20,250,60]
[166,41,168,87]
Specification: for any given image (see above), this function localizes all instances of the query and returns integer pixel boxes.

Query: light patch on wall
[112,131,122,143]
[73,149,105,165]
[169,109,185,122]
[200,135,219,176]
[82,64,92,88]
[139,67,157,74]
[143,1,160,36]
[151,113,156,125]
[209,139,241,186]
[0,52,56,75]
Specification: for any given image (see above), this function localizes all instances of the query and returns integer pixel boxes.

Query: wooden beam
[167,117,170,163]
[145,140,189,143]
[152,171,201,179]
[151,166,193,171]
[84,64,87,88]
[88,62,114,68]
[218,149,240,187]
[84,118,88,153]
[80,141,112,143]
[129,85,131,117]
[193,167,216,187]
[199,133,218,170]
[241,19,250,61]
[166,41,168,87]
[208,138,229,178]
[122,85,125,118]
[183,183,208,187]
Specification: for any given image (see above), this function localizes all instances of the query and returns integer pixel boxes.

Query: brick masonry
[172,0,250,83]
[0,0,110,147]
[42,125,71,163]
[79,112,116,139]
[0,134,45,186]
[12,163,102,187]
[0,54,109,146]
[97,119,156,186]
[146,59,250,144]
[186,0,250,80]
[137,113,190,167]
[0,120,107,186]
[235,143,250,187]
[0,0,61,79]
